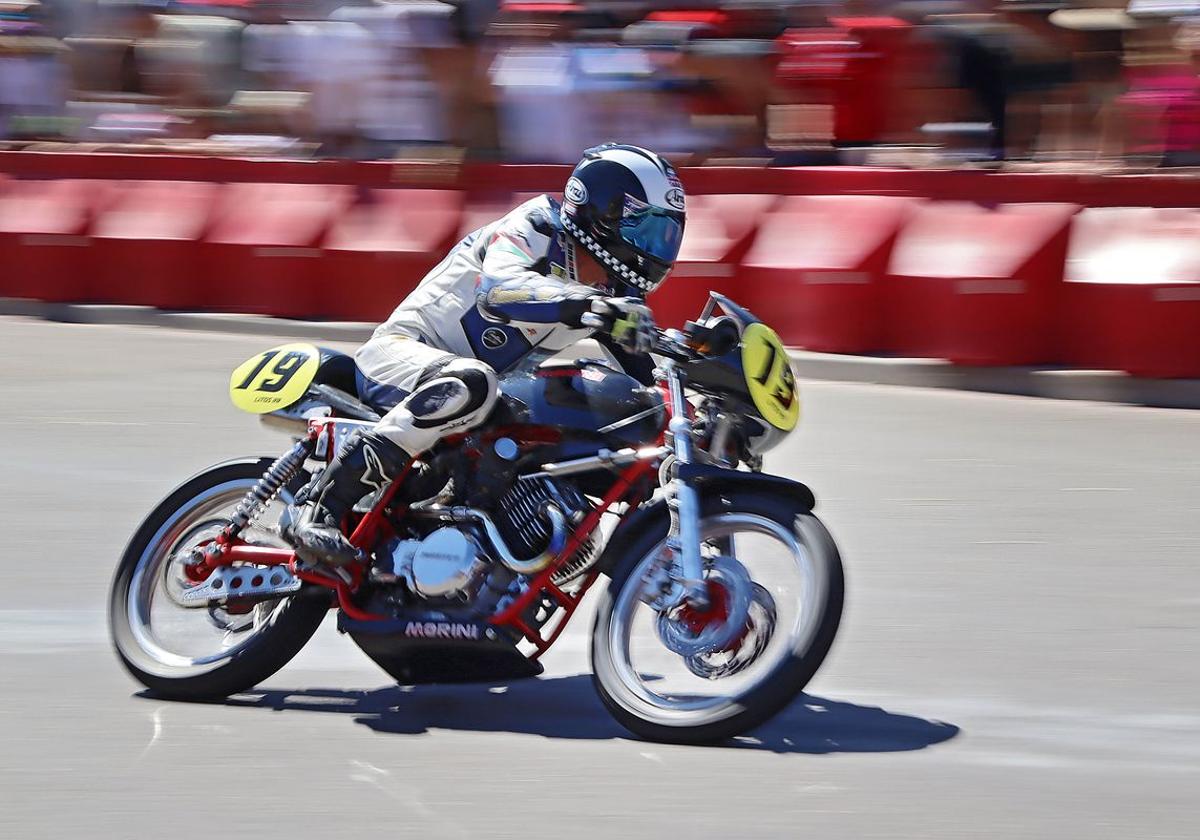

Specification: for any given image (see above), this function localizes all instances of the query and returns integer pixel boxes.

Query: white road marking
[137,707,166,763]
[348,760,470,839]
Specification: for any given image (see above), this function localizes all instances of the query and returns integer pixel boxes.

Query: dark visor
[619,205,684,265]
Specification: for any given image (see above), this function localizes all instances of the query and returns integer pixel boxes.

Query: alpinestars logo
[404,621,482,640]
[360,444,389,495]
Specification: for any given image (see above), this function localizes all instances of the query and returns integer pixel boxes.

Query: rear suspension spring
[221,436,315,543]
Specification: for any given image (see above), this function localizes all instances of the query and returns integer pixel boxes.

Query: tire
[109,459,329,701]
[591,490,844,744]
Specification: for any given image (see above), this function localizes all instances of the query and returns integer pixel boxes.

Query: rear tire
[591,491,844,744]
[109,459,329,701]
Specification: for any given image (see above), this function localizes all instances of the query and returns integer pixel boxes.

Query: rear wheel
[591,491,843,744]
[109,459,328,700]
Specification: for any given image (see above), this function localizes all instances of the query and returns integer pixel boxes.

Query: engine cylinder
[495,476,599,584]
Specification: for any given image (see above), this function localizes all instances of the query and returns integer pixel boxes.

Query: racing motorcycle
[109,294,844,744]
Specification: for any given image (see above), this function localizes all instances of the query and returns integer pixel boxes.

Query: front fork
[660,360,709,610]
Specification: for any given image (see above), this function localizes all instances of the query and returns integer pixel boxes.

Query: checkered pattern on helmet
[561,214,656,293]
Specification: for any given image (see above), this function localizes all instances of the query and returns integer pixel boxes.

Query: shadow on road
[153,675,960,754]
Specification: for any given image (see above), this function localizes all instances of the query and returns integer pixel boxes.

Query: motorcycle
[109,293,844,744]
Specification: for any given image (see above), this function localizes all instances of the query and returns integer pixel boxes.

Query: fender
[675,463,817,511]
[595,464,815,575]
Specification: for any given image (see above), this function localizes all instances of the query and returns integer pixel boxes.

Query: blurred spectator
[0,1,69,140]
[6,0,1200,167]
[143,13,245,106]
[1110,16,1200,165]
[918,2,1073,160]
[487,4,591,163]
[773,13,920,162]
[330,1,454,154]
[1047,3,1137,161]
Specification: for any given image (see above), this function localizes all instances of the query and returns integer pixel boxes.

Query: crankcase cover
[406,527,488,598]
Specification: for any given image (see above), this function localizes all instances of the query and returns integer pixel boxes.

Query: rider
[287,143,688,567]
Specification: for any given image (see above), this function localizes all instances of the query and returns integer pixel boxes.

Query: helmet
[560,143,686,297]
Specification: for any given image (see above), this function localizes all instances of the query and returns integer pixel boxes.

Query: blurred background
[3,1,1200,835]
[3,0,1200,167]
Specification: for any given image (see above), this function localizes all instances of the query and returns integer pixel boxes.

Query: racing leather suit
[355,194,647,456]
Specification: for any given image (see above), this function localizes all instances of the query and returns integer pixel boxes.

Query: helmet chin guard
[561,213,658,295]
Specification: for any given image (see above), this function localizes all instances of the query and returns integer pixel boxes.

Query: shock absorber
[219,436,316,544]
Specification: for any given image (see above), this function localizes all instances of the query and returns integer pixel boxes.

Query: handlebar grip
[651,332,694,361]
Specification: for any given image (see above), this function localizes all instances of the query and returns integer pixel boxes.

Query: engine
[387,528,491,600]
[376,474,601,611]
[494,476,598,582]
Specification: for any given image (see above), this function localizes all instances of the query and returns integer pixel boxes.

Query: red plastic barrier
[1061,208,1200,378]
[202,183,354,318]
[455,191,548,242]
[322,189,464,322]
[739,195,921,351]
[0,179,112,302]
[90,181,218,308]
[8,152,1200,208]
[652,193,777,327]
[884,202,1078,365]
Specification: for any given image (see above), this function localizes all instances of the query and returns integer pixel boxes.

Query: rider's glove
[582,297,656,355]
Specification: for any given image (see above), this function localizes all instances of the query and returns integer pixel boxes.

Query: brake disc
[684,582,777,680]
[655,556,754,658]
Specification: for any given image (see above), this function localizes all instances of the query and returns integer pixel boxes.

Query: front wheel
[109,459,329,700]
[591,491,844,744]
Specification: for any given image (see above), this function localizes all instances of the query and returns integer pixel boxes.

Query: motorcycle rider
[286,143,688,567]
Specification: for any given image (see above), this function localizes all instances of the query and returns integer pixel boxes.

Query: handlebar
[651,329,697,362]
[579,305,699,362]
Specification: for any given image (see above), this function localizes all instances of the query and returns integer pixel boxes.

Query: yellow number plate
[741,323,800,431]
[228,343,320,414]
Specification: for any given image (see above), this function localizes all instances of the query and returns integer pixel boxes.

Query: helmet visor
[619,198,684,265]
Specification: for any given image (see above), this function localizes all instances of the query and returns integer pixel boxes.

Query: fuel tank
[496,361,665,447]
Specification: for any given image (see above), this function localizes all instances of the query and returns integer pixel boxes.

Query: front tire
[109,459,329,701]
[591,491,844,744]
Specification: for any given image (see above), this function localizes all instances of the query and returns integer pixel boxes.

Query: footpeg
[176,566,302,606]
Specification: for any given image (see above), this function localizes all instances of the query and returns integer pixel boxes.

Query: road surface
[1,317,1198,839]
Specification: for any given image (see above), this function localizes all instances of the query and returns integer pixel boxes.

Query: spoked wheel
[109,459,328,700]
[592,491,843,744]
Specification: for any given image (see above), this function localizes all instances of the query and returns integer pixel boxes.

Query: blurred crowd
[3,0,1200,165]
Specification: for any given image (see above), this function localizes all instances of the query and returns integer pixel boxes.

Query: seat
[313,348,363,397]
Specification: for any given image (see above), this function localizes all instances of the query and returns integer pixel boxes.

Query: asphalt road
[2,316,1198,839]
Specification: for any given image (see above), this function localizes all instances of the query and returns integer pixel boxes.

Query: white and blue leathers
[355,195,635,456]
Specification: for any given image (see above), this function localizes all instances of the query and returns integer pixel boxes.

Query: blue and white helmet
[560,143,687,297]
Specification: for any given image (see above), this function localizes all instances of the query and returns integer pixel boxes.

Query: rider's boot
[286,429,410,566]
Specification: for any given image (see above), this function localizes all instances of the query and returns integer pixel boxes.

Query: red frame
[195,411,666,657]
